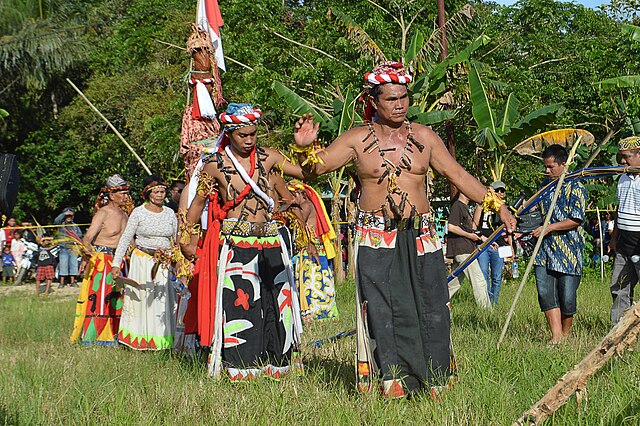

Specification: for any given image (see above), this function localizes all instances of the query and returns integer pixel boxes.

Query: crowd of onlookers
[585,211,615,262]
[1,217,38,284]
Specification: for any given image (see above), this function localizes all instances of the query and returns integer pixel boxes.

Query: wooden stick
[596,207,604,282]
[497,137,582,349]
[66,78,152,175]
[264,25,358,72]
[515,303,640,425]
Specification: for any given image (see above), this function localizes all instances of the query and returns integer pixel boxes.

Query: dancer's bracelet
[482,188,505,213]
[179,221,201,245]
[196,171,215,197]
[291,145,324,167]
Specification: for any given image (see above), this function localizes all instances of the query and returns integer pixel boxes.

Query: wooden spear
[497,136,582,349]
[66,78,152,175]
[515,303,640,425]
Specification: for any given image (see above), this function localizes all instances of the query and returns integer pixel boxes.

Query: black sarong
[355,213,451,392]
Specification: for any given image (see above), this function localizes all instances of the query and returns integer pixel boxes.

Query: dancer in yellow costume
[288,182,339,322]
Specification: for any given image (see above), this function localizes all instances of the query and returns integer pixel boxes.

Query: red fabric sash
[303,186,332,239]
[196,144,256,346]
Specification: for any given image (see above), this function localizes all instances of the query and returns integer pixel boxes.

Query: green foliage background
[1,0,640,224]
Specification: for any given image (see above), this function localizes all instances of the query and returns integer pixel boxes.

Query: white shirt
[617,173,640,232]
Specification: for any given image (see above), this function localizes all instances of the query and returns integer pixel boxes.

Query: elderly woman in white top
[112,175,178,350]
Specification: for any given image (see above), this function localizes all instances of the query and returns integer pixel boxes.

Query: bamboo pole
[515,303,640,425]
[66,79,152,175]
[497,137,582,349]
[596,207,604,282]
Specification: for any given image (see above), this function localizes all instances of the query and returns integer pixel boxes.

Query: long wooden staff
[497,138,582,349]
[66,78,152,175]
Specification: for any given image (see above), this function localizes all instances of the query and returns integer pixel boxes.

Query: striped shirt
[617,173,640,232]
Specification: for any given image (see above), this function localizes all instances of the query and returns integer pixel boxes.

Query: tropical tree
[467,61,565,181]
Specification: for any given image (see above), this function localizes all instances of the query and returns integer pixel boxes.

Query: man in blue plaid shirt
[532,144,587,345]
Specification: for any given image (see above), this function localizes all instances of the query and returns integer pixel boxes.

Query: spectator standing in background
[55,207,82,288]
[447,191,491,309]
[166,180,185,213]
[2,246,16,284]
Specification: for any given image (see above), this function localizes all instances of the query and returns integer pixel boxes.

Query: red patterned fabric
[37,265,55,280]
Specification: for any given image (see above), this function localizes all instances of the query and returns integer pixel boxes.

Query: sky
[494,0,609,7]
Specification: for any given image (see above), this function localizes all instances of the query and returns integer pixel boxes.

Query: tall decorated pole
[180,0,226,180]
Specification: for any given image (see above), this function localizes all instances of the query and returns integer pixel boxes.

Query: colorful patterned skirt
[208,220,303,380]
[294,238,339,322]
[70,249,123,346]
[117,248,176,350]
[354,212,454,396]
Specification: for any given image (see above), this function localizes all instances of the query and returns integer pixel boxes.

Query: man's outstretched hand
[499,204,517,234]
[294,113,320,148]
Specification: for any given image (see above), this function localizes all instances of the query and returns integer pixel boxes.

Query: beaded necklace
[361,121,425,221]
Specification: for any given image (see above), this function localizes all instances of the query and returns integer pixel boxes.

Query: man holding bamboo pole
[531,144,587,345]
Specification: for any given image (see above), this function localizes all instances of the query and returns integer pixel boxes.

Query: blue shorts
[534,266,581,315]
[58,247,79,276]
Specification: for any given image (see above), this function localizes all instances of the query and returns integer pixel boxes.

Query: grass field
[1,268,638,425]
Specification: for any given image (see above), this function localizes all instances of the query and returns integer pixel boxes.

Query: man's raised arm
[293,113,355,177]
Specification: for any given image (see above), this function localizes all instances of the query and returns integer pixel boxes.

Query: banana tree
[597,24,640,90]
[468,61,565,181]
[273,80,359,281]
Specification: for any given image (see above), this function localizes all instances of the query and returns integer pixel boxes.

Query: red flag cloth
[204,0,223,36]
[198,0,226,71]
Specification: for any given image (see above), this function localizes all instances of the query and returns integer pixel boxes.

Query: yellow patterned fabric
[619,136,640,151]
[294,238,338,321]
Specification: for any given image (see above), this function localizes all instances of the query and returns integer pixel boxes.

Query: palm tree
[0,0,87,93]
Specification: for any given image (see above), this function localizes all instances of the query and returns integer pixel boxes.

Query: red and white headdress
[363,61,412,121]
[364,61,412,87]
[219,103,262,131]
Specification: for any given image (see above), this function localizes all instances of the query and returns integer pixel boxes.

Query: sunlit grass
[0,269,638,425]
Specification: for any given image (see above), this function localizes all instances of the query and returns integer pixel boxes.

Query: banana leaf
[504,104,565,147]
[411,110,455,126]
[497,93,519,135]
[469,61,496,133]
[621,23,640,42]
[597,75,640,90]
[272,81,330,124]
[475,127,504,150]
[405,30,424,66]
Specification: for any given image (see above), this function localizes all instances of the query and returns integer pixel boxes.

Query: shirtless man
[70,174,130,346]
[293,61,516,397]
[181,103,304,380]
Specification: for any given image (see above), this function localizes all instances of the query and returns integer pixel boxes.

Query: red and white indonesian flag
[197,0,226,71]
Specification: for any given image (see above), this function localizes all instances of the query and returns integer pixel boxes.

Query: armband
[291,144,325,167]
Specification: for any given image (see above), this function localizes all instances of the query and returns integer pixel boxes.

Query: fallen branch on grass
[515,303,640,425]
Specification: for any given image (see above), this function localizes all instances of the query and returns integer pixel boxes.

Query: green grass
[1,270,639,425]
